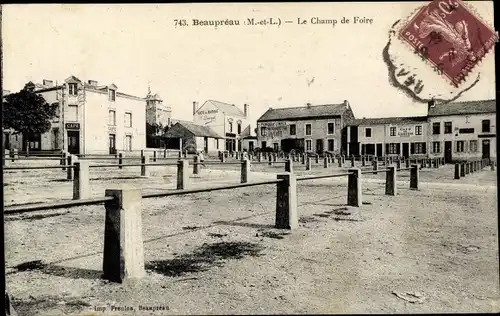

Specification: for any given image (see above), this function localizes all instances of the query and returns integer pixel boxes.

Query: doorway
[444,141,452,163]
[68,131,80,155]
[316,139,324,154]
[402,143,409,158]
[108,134,116,155]
[376,143,383,157]
[482,140,490,159]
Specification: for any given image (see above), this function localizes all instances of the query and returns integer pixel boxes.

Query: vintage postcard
[2,2,498,315]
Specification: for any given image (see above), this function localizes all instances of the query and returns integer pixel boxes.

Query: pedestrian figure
[198,151,206,168]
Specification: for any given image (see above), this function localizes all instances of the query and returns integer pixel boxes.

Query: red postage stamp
[398,0,498,87]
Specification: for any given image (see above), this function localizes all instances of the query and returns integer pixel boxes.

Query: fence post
[301,154,305,165]
[285,159,293,173]
[306,157,312,171]
[410,164,419,190]
[454,163,460,180]
[103,187,146,283]
[153,151,157,163]
[164,149,167,158]
[372,159,378,174]
[347,168,362,207]
[178,151,182,159]
[315,155,319,164]
[275,173,298,230]
[220,152,226,163]
[67,154,77,180]
[338,157,343,168]
[118,153,123,169]
[350,155,355,167]
[12,148,18,162]
[241,159,250,183]
[73,161,90,200]
[177,160,189,190]
[268,154,272,166]
[273,153,277,162]
[141,154,149,177]
[385,166,397,196]
[396,159,401,170]
[491,159,495,171]
[193,155,199,175]
[361,155,366,167]
[235,152,240,160]
[323,156,329,168]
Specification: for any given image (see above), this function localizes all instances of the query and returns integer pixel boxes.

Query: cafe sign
[65,123,80,130]
[397,126,414,137]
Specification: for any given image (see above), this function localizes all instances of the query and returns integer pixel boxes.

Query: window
[108,110,116,126]
[125,112,132,127]
[390,127,396,136]
[432,141,441,153]
[411,142,426,154]
[365,128,372,137]
[125,135,132,151]
[456,140,465,153]
[328,139,334,151]
[67,105,78,121]
[68,83,78,96]
[415,125,422,135]
[470,140,478,152]
[432,122,440,134]
[444,122,452,134]
[109,89,116,102]
[237,123,241,134]
[260,126,267,137]
[305,139,312,151]
[459,128,474,134]
[229,122,233,133]
[482,120,490,133]
[290,124,296,136]
[273,143,279,151]
[327,122,335,135]
[305,124,312,136]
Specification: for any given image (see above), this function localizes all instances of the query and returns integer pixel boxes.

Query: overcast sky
[2,2,495,125]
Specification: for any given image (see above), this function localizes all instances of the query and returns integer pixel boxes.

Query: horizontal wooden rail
[4,196,114,215]
[297,172,351,181]
[89,163,178,168]
[4,165,75,170]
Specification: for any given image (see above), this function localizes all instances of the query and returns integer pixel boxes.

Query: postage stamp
[397,0,498,87]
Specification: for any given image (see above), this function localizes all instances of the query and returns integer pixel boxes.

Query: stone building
[256,101,355,154]
[163,120,222,154]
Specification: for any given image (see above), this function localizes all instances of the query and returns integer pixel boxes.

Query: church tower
[145,84,172,130]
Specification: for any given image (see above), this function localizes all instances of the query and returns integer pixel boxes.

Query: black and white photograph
[2,2,498,315]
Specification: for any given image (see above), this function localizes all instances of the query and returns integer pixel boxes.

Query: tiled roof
[165,121,222,139]
[204,100,246,117]
[351,116,428,126]
[428,99,496,116]
[257,103,349,121]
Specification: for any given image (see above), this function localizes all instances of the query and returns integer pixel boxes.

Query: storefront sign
[397,126,413,137]
[261,121,287,138]
[65,123,80,130]
[197,109,219,125]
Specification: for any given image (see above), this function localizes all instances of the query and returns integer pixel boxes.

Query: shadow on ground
[10,260,102,280]
[146,241,264,277]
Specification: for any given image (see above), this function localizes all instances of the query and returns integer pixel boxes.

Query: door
[68,131,80,155]
[249,141,254,152]
[402,143,409,158]
[482,140,490,159]
[444,141,452,163]
[108,134,116,155]
[261,141,267,150]
[376,143,383,157]
[316,139,324,154]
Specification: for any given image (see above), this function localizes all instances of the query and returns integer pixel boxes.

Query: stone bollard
[347,168,362,207]
[306,157,312,171]
[323,156,329,168]
[193,155,199,175]
[103,187,146,283]
[241,159,250,183]
[385,166,397,196]
[177,160,189,190]
[275,173,298,230]
[73,161,90,200]
[410,164,419,190]
[351,155,355,167]
[285,159,293,173]
[118,153,123,169]
[141,154,149,177]
[460,163,465,177]
[372,159,378,174]
[67,154,77,180]
[454,163,460,180]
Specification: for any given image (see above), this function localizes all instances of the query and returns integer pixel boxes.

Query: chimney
[43,79,54,87]
[88,80,98,87]
[306,103,312,108]
[343,100,349,107]
[193,101,199,115]
[244,104,249,118]
[428,99,435,111]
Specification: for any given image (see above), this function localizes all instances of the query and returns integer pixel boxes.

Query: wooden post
[372,159,378,174]
[491,159,495,171]
[285,159,293,173]
[164,149,167,158]
[118,153,123,169]
[315,155,319,164]
[177,160,189,190]
[153,151,157,162]
[275,173,298,230]
[301,154,305,165]
[385,166,396,196]
[306,157,312,171]
[347,168,362,207]
[396,159,401,170]
[258,153,262,163]
[273,153,277,162]
[67,154,77,180]
[140,154,149,177]
[193,155,199,175]
[12,148,18,162]
[323,156,329,168]
[3,149,8,166]
[241,159,250,183]
[178,151,182,159]
[338,157,343,168]
[410,164,419,190]
[73,161,90,200]
[350,155,355,167]
[459,163,465,177]
[103,187,146,283]
[454,163,460,179]
[268,154,272,166]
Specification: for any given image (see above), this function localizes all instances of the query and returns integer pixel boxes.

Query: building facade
[348,116,429,158]
[146,89,171,128]
[163,121,222,154]
[192,100,251,152]
[256,101,355,154]
[427,100,496,162]
[5,76,147,155]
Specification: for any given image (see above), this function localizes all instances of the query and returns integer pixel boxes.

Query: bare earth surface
[4,158,499,315]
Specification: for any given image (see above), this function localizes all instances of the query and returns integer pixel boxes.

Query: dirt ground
[4,157,499,315]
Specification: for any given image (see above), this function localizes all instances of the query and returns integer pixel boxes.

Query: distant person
[198,151,206,167]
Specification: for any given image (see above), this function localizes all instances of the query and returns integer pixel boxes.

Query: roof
[164,121,222,139]
[203,100,246,117]
[351,116,428,126]
[428,99,496,116]
[257,102,350,122]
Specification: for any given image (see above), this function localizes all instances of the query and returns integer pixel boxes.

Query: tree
[2,82,58,150]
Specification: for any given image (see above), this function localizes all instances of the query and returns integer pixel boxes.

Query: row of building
[2,75,496,162]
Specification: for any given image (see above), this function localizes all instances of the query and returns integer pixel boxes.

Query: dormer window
[109,89,116,102]
[68,83,78,96]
